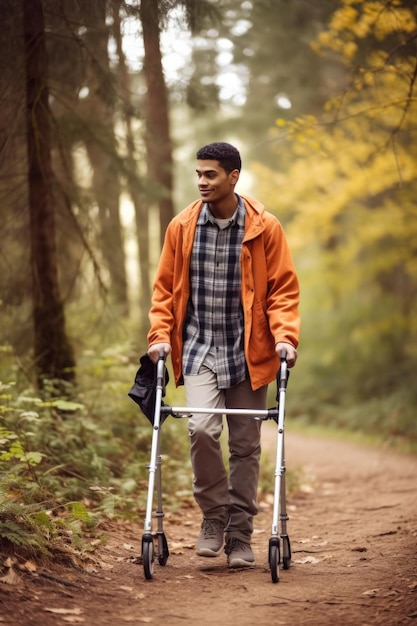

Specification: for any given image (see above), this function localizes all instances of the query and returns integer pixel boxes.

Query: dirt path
[1,426,417,625]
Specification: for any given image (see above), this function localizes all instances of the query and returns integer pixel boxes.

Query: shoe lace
[202,519,223,539]
[224,538,248,555]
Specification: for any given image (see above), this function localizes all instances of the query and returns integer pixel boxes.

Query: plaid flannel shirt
[182,195,246,389]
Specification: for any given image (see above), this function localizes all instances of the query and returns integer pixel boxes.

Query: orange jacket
[148,194,300,390]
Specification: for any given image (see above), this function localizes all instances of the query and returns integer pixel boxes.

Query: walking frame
[139,349,291,584]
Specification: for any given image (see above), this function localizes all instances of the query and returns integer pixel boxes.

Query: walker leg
[268,352,290,583]
[279,438,291,570]
[141,359,167,580]
[155,447,169,566]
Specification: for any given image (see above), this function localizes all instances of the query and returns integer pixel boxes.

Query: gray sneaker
[225,538,255,568]
[195,519,225,557]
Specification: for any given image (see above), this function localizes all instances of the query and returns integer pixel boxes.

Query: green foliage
[0,338,193,561]
[0,377,96,559]
[0,479,95,558]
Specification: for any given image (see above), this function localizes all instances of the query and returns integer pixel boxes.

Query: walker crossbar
[161,406,279,420]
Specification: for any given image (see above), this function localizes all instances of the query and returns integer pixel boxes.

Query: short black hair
[196,142,241,173]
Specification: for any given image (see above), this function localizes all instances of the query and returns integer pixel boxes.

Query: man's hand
[275,342,298,368]
[147,343,172,364]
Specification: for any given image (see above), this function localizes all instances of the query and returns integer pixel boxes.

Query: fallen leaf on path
[170,540,194,553]
[0,567,21,586]
[44,608,83,615]
[362,588,380,597]
[19,560,37,572]
[90,539,101,547]
[294,556,321,565]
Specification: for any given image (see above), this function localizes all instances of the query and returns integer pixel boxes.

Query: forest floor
[1,424,417,626]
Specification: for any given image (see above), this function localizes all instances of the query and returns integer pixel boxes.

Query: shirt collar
[198,194,246,227]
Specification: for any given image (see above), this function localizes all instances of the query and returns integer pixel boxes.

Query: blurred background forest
[1,0,416,555]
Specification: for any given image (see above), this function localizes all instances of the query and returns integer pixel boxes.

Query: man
[147,142,300,568]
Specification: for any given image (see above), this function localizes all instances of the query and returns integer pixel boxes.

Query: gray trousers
[184,366,267,543]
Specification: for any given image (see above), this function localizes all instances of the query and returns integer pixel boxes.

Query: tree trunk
[140,0,175,248]
[112,0,151,324]
[82,3,129,314]
[22,0,75,387]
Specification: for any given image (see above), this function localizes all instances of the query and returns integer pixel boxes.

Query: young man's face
[196,160,239,205]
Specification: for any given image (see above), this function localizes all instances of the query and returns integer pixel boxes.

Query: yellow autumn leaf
[344,41,358,59]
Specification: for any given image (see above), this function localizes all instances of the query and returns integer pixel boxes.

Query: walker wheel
[282,534,291,570]
[158,532,169,566]
[142,534,154,580]
[268,537,280,584]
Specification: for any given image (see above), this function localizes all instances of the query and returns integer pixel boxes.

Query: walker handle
[278,349,289,392]
[156,349,167,390]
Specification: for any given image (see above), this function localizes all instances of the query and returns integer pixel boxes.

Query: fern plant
[0,379,98,561]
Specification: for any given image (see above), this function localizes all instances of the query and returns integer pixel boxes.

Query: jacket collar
[179,193,266,240]
[240,193,266,242]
